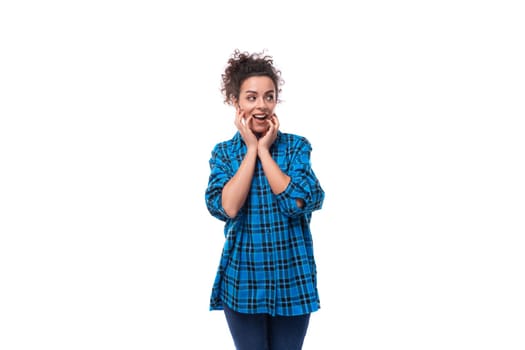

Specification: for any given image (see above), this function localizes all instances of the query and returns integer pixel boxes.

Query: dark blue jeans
[223,304,311,350]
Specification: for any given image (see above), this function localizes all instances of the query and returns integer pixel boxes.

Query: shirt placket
[256,159,277,315]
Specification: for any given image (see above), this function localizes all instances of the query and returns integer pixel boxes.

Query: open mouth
[253,114,268,120]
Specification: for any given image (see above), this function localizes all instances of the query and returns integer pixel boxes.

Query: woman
[205,49,325,350]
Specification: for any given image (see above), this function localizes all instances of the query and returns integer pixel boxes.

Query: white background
[1,1,524,349]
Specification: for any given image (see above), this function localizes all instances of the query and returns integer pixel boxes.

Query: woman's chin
[251,126,269,136]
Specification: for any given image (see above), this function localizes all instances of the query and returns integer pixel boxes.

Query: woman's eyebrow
[243,89,275,94]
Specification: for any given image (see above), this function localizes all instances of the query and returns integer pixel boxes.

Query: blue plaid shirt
[205,131,325,316]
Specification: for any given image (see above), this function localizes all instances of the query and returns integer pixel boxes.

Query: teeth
[254,114,266,119]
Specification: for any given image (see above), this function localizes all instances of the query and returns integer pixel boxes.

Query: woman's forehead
[240,76,275,93]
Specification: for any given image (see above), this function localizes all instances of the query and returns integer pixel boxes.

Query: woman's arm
[221,109,259,218]
[258,115,304,208]
[258,149,304,208]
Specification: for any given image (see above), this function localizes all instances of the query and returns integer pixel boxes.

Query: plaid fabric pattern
[205,131,325,316]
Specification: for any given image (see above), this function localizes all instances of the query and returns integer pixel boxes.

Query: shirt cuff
[276,181,307,217]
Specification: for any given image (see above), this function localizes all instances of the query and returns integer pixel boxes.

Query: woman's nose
[255,97,266,109]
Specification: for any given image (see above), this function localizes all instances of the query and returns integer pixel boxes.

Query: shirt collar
[231,131,283,151]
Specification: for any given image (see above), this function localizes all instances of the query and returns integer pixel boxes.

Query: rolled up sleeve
[205,145,232,222]
[276,138,324,217]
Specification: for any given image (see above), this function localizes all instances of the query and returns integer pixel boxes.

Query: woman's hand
[258,114,279,153]
[234,108,258,150]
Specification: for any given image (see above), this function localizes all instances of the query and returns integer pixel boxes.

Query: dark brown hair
[221,49,283,105]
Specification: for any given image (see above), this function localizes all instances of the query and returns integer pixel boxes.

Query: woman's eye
[266,95,274,101]
[247,96,256,101]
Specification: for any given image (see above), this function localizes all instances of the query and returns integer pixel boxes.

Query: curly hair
[221,49,283,105]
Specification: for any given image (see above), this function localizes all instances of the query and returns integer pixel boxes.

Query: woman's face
[236,76,277,135]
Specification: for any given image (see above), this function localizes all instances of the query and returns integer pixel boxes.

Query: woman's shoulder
[211,132,242,153]
[278,131,312,148]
